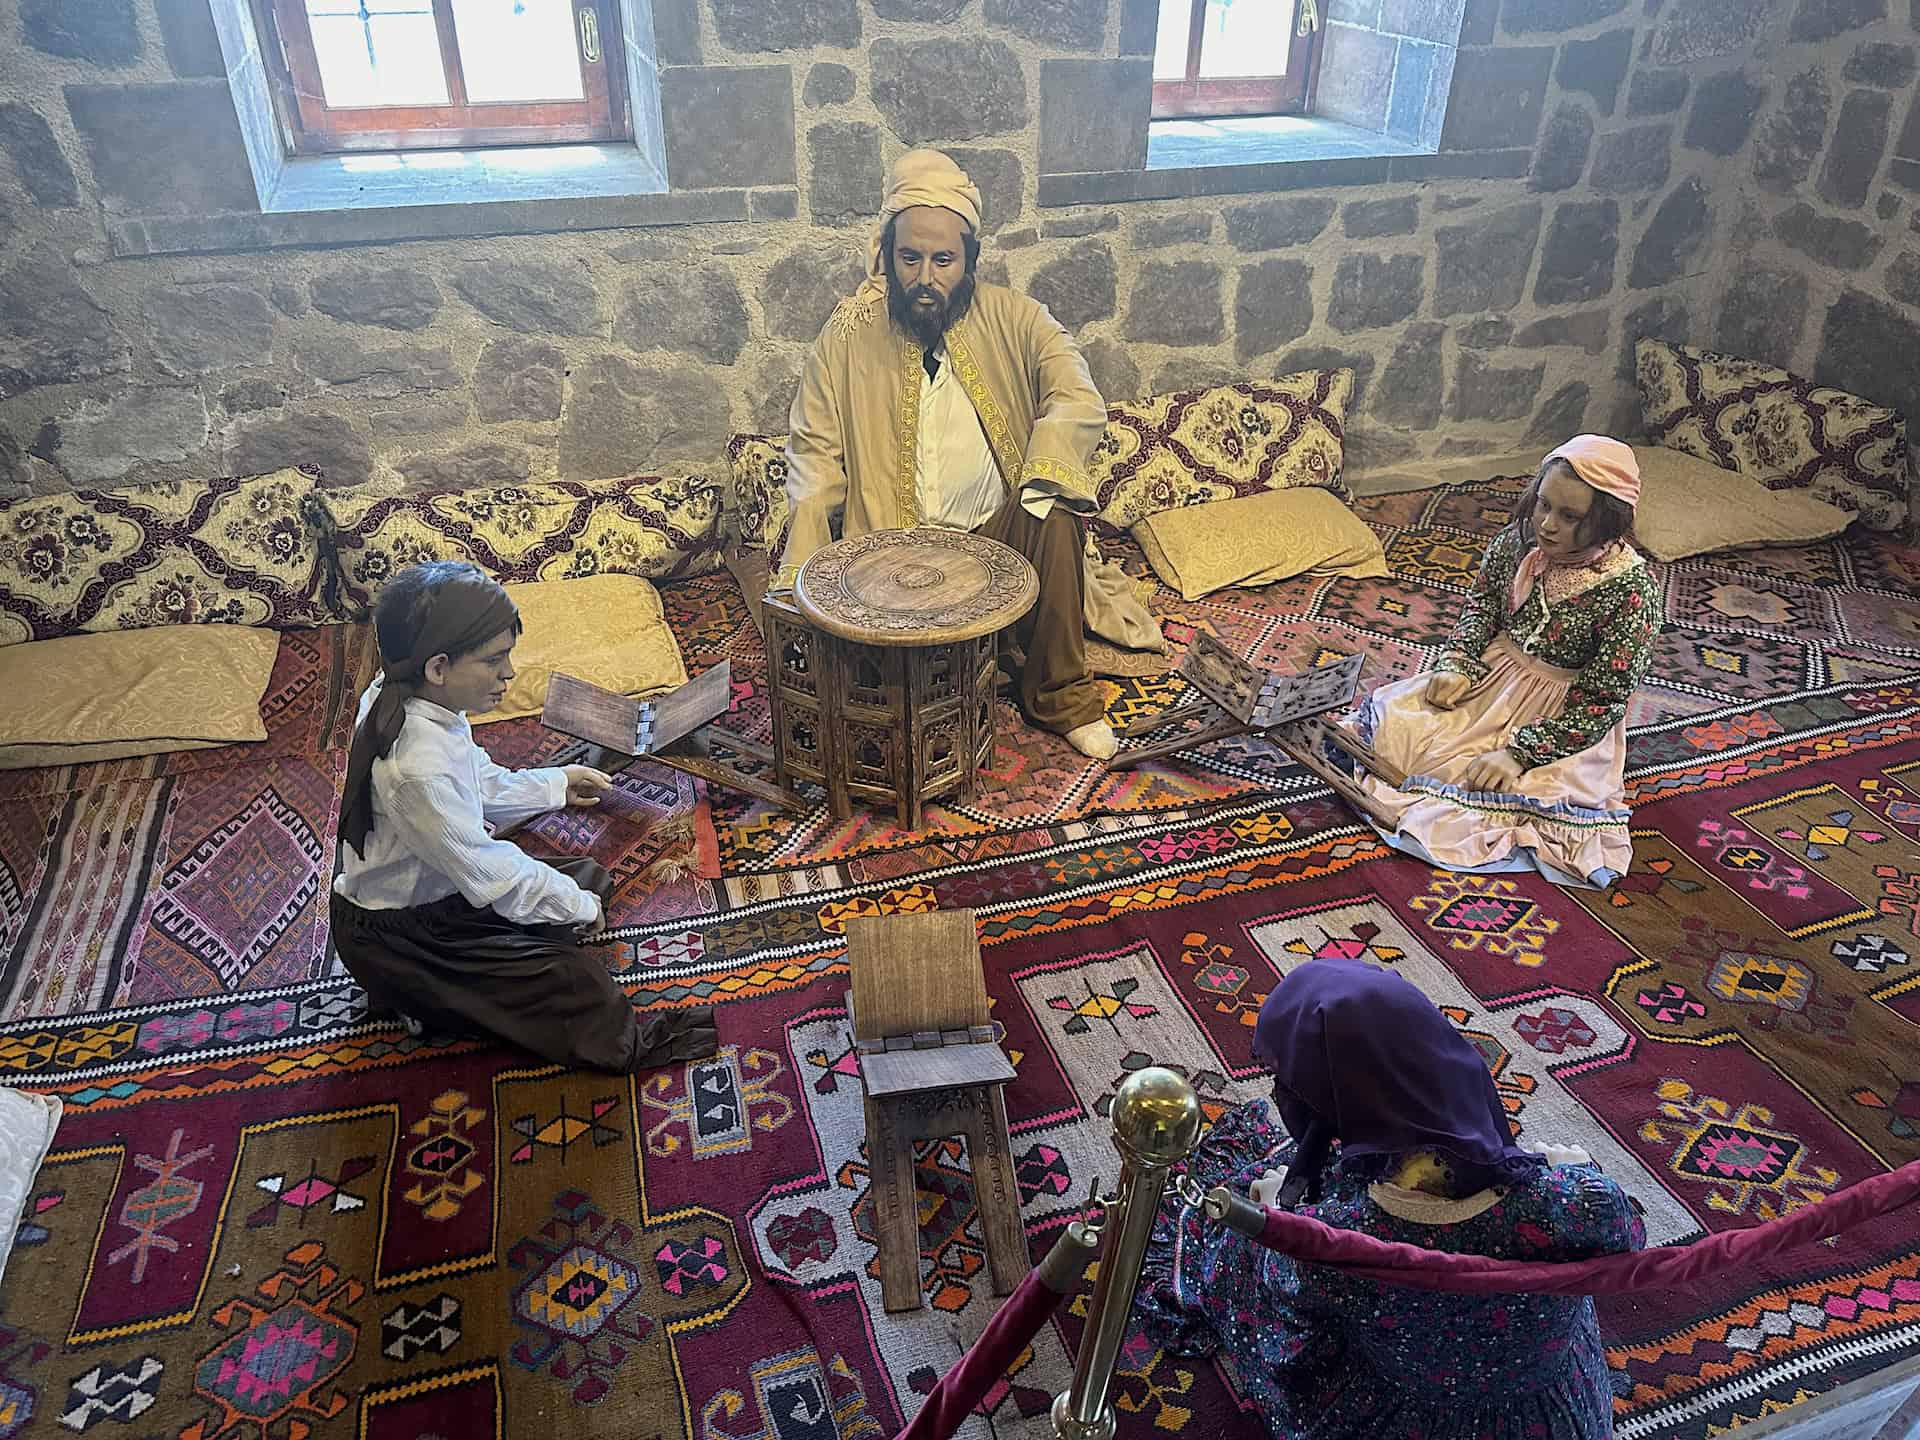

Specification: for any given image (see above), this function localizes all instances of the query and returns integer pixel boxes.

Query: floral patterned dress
[1345,527,1663,888]
[1134,1102,1646,1440]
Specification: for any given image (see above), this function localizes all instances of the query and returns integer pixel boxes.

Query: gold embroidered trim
[1021,454,1091,501]
[947,325,1024,488]
[829,293,880,340]
[896,338,922,525]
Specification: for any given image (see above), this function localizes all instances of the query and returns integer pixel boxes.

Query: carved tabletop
[794,527,1038,647]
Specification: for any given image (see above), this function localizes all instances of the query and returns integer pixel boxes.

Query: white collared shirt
[332,678,600,928]
[914,345,1007,532]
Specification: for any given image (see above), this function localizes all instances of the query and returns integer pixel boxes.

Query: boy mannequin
[332,560,717,1073]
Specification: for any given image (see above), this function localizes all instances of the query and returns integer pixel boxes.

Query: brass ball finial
[1108,1067,1202,1167]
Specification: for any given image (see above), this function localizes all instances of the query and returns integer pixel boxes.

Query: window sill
[1037,115,1527,207]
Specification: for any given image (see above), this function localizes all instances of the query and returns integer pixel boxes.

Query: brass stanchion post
[1051,1067,1201,1440]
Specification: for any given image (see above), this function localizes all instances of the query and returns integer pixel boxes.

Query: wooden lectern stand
[845,908,1028,1312]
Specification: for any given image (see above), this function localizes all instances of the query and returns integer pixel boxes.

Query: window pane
[1197,0,1295,78]
[451,0,586,104]
[1153,0,1191,81]
[306,3,451,107]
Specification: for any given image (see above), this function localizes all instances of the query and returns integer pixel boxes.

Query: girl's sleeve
[1509,569,1661,768]
[1542,1164,1648,1258]
[1433,530,1517,682]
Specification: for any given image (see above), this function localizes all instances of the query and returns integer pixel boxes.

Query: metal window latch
[1298,0,1320,35]
[578,6,601,63]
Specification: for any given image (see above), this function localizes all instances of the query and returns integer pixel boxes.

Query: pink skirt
[1349,635,1632,889]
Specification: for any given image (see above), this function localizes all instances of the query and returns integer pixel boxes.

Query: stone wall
[0,0,1890,502]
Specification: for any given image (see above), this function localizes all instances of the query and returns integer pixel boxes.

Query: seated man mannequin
[770,148,1157,761]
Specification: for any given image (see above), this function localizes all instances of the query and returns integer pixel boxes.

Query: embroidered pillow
[724,434,794,555]
[0,468,332,645]
[1635,339,1908,533]
[1088,371,1353,536]
[313,474,726,618]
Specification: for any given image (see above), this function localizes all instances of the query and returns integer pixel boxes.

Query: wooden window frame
[1150,0,1323,121]
[253,0,630,155]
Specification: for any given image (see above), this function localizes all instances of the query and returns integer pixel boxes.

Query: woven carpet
[2,479,1919,1438]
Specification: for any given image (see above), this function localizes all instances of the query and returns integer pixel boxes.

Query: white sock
[1066,720,1117,761]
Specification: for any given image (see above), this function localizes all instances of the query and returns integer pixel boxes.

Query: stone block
[946,148,1024,235]
[1125,261,1225,346]
[746,350,804,434]
[1649,0,1770,64]
[1386,41,1447,145]
[808,122,884,224]
[1235,259,1315,360]
[1818,289,1920,421]
[1082,337,1142,403]
[0,103,80,207]
[1317,25,1398,132]
[1845,43,1917,89]
[0,426,27,497]
[1344,196,1419,239]
[1459,0,1500,44]
[874,40,1029,145]
[1457,318,1513,348]
[0,248,127,400]
[1041,213,1118,238]
[1819,91,1893,209]
[1224,196,1338,251]
[1119,0,1159,53]
[37,387,208,484]
[23,0,140,63]
[451,258,602,336]
[1513,309,1610,352]
[1557,28,1633,117]
[1888,251,1920,308]
[1372,323,1445,428]
[559,356,732,479]
[1276,347,1377,405]
[1328,254,1423,333]
[752,189,800,220]
[1326,0,1381,22]
[1630,179,1711,290]
[1590,124,1673,192]
[310,267,442,332]
[220,379,288,416]
[662,67,796,189]
[1150,359,1243,394]
[66,82,257,215]
[296,335,460,398]
[804,63,857,108]
[1753,69,1831,195]
[474,337,566,423]
[1039,60,1150,174]
[1525,381,1591,444]
[1501,0,1625,31]
[367,399,472,445]
[1628,70,1690,118]
[1000,228,1038,249]
[985,0,1109,49]
[1133,213,1213,249]
[618,264,749,364]
[1028,242,1118,329]
[147,285,274,376]
[1434,201,1542,315]
[1345,423,1422,469]
[156,0,226,78]
[1618,294,1690,378]
[1535,199,1617,305]
[1684,69,1765,157]
[652,0,702,65]
[1451,354,1545,421]
[1883,193,1905,221]
[873,0,967,14]
[1715,266,1807,366]
[762,244,868,341]
[1380,0,1466,42]
[401,443,532,491]
[1774,203,1884,269]
[226,412,372,487]
[1790,0,1887,43]
[1530,104,1593,192]
[710,0,858,50]
[1439,47,1552,151]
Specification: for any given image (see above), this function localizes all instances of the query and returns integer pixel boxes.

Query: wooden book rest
[540,663,802,811]
[845,908,1027,1312]
[1109,633,1409,827]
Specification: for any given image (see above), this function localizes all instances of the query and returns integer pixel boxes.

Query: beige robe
[773,283,1161,651]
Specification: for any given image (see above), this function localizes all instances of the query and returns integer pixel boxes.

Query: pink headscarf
[1510,435,1641,611]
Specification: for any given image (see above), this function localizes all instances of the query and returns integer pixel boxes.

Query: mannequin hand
[1426,672,1472,710]
[1461,749,1523,792]
[563,765,614,807]
[1540,1143,1592,1168]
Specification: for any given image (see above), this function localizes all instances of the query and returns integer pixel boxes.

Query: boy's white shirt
[332,676,600,928]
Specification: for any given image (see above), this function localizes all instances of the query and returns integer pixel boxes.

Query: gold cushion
[1633,446,1855,561]
[0,624,280,769]
[725,434,794,553]
[0,469,331,646]
[1090,371,1354,535]
[470,574,689,726]
[1133,487,1389,601]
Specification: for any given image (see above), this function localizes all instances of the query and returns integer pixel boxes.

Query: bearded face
[885,204,977,350]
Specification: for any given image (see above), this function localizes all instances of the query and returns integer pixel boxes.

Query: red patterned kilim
[4,479,1920,1439]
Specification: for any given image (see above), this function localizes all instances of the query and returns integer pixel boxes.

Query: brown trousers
[330,858,716,1074]
[974,496,1104,734]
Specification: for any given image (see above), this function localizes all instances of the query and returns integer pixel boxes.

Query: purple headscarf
[1252,958,1545,1205]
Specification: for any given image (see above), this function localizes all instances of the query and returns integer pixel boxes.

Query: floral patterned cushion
[1635,338,1909,533]
[0,468,332,646]
[725,434,793,555]
[1088,371,1354,536]
[312,474,725,619]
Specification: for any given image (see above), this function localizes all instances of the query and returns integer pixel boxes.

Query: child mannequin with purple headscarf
[1135,959,1645,1440]
[1343,435,1662,889]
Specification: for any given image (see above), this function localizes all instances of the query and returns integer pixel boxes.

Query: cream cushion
[0,1088,61,1286]
[0,624,280,769]
[1633,446,1855,561]
[1133,488,1390,601]
[470,574,688,726]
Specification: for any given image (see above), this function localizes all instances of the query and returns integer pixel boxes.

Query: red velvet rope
[1247,1160,1920,1294]
[898,1268,1068,1440]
